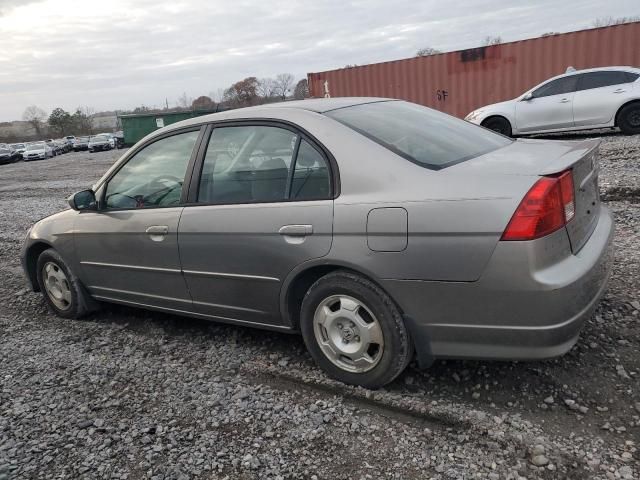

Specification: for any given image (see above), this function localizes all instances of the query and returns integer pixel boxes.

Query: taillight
[502,170,575,241]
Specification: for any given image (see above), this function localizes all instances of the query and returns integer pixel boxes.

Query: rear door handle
[559,98,571,103]
[279,224,313,236]
[146,225,169,241]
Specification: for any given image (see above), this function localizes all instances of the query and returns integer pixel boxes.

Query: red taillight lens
[502,170,575,241]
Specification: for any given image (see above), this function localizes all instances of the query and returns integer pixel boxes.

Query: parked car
[23,142,53,161]
[21,98,614,388]
[465,66,640,136]
[65,135,76,144]
[88,135,113,152]
[97,132,117,148]
[44,139,61,156]
[0,146,20,164]
[73,136,90,151]
[9,143,27,159]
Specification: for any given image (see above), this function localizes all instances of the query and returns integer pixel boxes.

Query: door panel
[573,72,635,127]
[74,128,202,310]
[516,93,575,132]
[178,201,333,325]
[75,208,191,309]
[179,124,334,327]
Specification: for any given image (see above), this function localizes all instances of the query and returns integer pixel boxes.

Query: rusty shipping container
[307,22,640,119]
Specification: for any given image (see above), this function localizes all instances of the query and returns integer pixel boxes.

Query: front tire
[482,116,513,137]
[618,103,640,135]
[300,271,412,389]
[36,248,96,319]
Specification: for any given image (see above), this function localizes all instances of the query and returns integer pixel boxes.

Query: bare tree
[22,105,47,136]
[257,78,276,99]
[293,79,309,100]
[592,16,640,28]
[482,36,502,46]
[273,73,295,101]
[177,92,193,109]
[416,47,441,57]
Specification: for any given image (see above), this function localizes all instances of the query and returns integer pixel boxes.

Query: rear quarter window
[325,101,512,170]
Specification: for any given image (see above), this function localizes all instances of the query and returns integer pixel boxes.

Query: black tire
[299,270,413,389]
[482,116,513,137]
[617,103,640,135]
[36,248,98,319]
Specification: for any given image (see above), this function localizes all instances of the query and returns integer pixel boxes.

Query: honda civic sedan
[465,66,640,136]
[22,98,614,388]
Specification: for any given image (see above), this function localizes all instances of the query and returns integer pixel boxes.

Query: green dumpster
[118,110,218,146]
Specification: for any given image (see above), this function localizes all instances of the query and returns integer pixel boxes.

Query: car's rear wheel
[36,248,97,319]
[618,103,640,135]
[300,270,412,389]
[482,116,513,137]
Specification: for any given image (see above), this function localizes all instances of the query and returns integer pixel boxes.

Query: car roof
[157,97,396,138]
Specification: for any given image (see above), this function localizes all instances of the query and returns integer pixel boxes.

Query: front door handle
[146,225,169,241]
[559,98,571,103]
[279,224,313,236]
[613,88,626,94]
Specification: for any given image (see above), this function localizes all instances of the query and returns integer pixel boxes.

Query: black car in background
[0,147,21,164]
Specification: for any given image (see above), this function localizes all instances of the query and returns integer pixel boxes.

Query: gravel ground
[0,136,638,480]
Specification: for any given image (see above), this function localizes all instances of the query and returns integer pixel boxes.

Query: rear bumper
[384,206,614,366]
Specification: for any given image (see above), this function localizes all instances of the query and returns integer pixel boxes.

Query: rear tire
[482,116,513,137]
[617,103,640,135]
[36,248,98,319]
[299,270,412,389]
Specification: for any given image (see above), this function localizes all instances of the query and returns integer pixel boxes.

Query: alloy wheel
[42,262,72,311]
[313,295,384,373]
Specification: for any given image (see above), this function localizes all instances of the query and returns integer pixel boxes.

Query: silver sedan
[22,98,614,388]
[465,66,640,136]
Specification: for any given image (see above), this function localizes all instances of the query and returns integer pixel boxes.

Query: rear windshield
[325,101,512,170]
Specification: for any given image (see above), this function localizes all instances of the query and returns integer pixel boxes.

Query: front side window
[532,76,578,98]
[326,101,511,170]
[197,125,330,204]
[577,71,637,91]
[104,130,199,209]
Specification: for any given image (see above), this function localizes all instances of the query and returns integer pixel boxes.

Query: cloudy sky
[0,0,637,121]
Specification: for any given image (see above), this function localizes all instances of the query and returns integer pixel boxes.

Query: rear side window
[577,71,637,90]
[197,126,331,203]
[325,101,511,170]
[532,76,578,98]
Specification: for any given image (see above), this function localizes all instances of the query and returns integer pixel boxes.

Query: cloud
[0,0,637,121]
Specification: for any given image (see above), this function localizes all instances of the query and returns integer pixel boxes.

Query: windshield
[10,144,25,148]
[26,144,45,151]
[325,101,512,170]
[90,136,108,142]
[77,137,89,142]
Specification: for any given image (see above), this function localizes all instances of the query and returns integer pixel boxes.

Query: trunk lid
[556,141,601,253]
[451,138,601,253]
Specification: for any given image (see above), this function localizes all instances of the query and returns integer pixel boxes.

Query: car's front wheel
[36,248,96,319]
[618,103,640,135]
[482,116,513,137]
[300,271,413,389]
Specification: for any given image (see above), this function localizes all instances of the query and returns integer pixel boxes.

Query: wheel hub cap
[313,295,384,373]
[42,262,72,311]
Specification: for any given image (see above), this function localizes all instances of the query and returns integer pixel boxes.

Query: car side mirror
[522,92,534,101]
[68,189,97,211]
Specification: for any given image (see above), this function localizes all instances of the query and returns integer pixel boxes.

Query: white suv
[465,66,640,136]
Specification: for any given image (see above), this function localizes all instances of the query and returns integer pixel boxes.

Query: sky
[0,0,638,121]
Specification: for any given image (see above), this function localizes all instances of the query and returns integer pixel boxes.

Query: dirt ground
[0,136,638,479]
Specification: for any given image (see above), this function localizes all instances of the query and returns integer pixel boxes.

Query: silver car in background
[466,66,640,136]
[23,142,54,161]
[22,98,614,388]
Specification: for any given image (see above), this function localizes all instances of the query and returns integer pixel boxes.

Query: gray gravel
[0,137,639,479]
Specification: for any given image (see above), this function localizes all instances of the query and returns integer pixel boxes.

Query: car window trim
[532,75,578,98]
[184,118,340,206]
[575,71,633,92]
[96,125,206,212]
